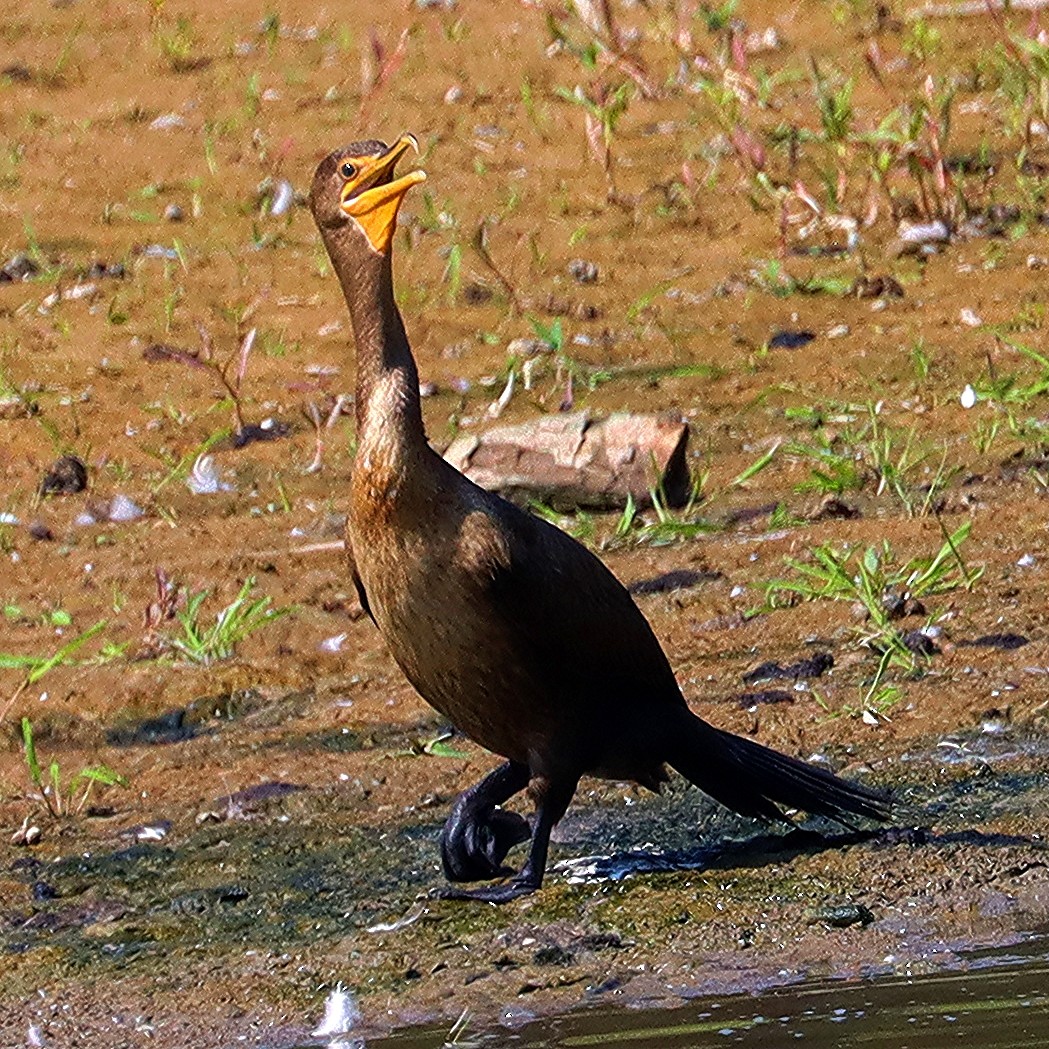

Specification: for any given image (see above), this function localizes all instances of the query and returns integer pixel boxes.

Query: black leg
[441,761,531,882]
[436,774,579,903]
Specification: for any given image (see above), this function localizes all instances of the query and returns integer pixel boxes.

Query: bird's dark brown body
[310,136,891,902]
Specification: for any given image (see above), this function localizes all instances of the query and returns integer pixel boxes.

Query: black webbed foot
[431,872,541,904]
[440,805,531,882]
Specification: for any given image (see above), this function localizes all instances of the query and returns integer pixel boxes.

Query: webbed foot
[440,806,531,882]
[431,873,540,904]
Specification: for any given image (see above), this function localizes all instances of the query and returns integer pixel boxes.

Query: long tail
[666,714,891,824]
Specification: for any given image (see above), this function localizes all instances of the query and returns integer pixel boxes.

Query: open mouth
[340,133,427,217]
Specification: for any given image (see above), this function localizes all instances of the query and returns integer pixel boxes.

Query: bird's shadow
[550,824,1040,884]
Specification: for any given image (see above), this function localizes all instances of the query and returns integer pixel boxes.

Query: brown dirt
[3,1,1049,1046]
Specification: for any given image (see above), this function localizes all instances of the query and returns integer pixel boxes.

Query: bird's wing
[463,497,685,713]
[345,528,375,624]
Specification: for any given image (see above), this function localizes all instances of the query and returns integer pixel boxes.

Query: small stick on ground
[473,221,523,314]
[907,0,1049,16]
[303,394,347,474]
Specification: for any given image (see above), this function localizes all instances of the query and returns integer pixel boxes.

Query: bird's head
[309,134,426,255]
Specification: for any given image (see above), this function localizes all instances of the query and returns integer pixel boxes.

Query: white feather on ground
[312,983,360,1038]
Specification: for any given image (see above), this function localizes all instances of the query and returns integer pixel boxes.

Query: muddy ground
[3,0,1049,1045]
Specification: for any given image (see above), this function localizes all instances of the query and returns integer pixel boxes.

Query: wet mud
[4,0,1049,1045]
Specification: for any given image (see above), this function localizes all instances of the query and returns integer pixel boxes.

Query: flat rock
[444,411,690,510]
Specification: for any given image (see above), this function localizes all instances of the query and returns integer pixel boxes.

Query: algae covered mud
[4,0,1049,1044]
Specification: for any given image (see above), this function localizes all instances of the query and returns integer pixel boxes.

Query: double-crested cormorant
[309,135,890,903]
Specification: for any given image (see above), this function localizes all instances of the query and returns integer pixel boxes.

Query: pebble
[11,816,42,846]
[269,179,295,217]
[0,395,31,419]
[123,821,171,842]
[2,62,32,82]
[898,219,950,244]
[959,307,983,327]
[826,324,850,339]
[139,244,180,260]
[852,274,904,299]
[39,282,99,312]
[568,258,599,283]
[443,84,463,104]
[0,252,39,281]
[506,337,551,358]
[40,455,88,496]
[1017,553,1036,568]
[744,27,781,52]
[163,203,184,222]
[86,260,125,280]
[768,330,816,350]
[419,380,438,398]
[808,902,875,927]
[107,493,145,522]
[149,113,186,131]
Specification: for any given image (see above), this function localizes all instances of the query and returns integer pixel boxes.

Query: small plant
[751,260,853,298]
[396,730,470,760]
[146,325,257,440]
[472,219,523,313]
[630,488,720,546]
[903,18,942,63]
[811,62,855,146]
[555,81,633,203]
[39,23,83,87]
[303,395,349,474]
[970,417,1001,456]
[359,24,410,121]
[170,577,291,665]
[763,523,980,609]
[530,500,597,544]
[1,620,116,720]
[862,407,958,518]
[911,339,932,383]
[21,717,128,819]
[154,15,200,72]
[787,438,865,497]
[760,523,982,687]
[815,679,903,723]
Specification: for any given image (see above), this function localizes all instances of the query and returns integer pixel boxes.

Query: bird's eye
[340,161,357,179]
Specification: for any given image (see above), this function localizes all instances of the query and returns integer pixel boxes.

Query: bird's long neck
[327,228,425,455]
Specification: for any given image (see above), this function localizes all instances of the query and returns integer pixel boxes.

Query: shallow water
[360,935,1049,1049]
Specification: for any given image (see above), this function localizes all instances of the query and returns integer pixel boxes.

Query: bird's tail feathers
[666,715,891,825]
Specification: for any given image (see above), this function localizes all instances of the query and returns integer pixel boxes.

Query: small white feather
[186,454,233,495]
[312,983,360,1038]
